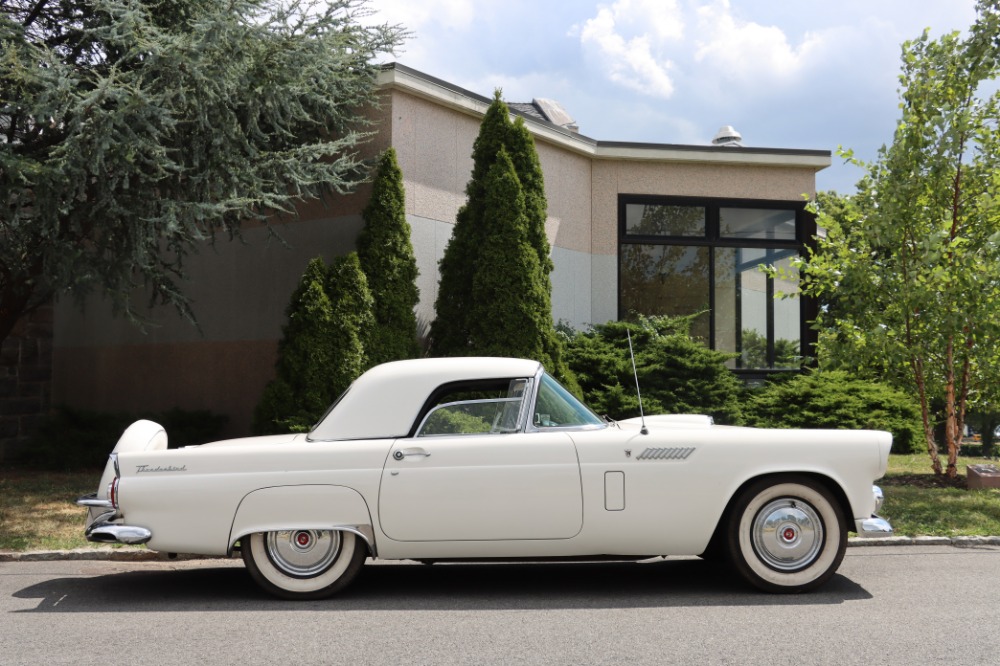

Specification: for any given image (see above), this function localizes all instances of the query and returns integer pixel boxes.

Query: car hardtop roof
[308,357,544,441]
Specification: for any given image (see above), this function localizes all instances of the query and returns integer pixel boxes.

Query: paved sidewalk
[4,535,1000,562]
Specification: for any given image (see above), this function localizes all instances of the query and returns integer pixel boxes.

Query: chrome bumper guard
[858,516,893,538]
[76,493,153,545]
[855,485,893,538]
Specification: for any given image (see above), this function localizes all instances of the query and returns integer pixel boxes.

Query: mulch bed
[881,474,968,489]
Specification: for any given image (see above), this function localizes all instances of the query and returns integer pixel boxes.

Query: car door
[378,430,584,542]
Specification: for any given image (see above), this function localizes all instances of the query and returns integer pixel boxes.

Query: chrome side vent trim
[636,447,695,461]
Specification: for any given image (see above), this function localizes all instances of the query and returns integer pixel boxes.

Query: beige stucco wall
[52,77,823,437]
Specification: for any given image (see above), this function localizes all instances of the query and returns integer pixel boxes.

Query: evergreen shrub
[253,253,373,434]
[744,370,923,453]
[564,315,744,424]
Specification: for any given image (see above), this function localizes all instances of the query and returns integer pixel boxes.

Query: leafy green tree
[794,3,1000,476]
[564,315,744,424]
[357,147,420,365]
[431,90,575,389]
[0,0,402,344]
[253,254,373,434]
[745,371,923,453]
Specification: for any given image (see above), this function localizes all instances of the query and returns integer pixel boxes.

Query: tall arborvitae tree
[508,117,554,276]
[431,91,513,354]
[467,149,550,360]
[357,148,420,365]
[253,253,373,434]
[431,91,576,390]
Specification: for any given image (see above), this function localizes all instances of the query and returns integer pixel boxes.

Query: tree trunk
[912,356,943,475]
[943,338,959,479]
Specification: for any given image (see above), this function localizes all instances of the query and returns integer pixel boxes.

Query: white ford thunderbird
[77,357,893,599]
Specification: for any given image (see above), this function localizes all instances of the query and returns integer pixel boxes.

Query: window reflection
[619,198,806,372]
[625,204,706,237]
[619,244,710,340]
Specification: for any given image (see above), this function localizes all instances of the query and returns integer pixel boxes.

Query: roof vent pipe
[711,125,743,147]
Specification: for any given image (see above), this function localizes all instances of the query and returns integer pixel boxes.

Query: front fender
[228,485,376,555]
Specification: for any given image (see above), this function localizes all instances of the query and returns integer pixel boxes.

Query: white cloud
[692,1,823,84]
[578,1,682,99]
[576,0,833,99]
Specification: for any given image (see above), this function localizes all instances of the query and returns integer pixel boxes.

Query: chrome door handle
[393,449,431,460]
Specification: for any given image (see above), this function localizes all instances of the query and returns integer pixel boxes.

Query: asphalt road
[2,545,999,666]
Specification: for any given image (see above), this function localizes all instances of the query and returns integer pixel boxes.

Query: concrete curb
[4,537,1000,562]
[847,535,1000,547]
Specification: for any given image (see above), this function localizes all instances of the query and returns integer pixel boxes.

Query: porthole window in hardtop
[533,373,605,429]
[416,378,529,436]
[619,196,815,373]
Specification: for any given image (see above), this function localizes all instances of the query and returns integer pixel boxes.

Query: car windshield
[532,373,605,429]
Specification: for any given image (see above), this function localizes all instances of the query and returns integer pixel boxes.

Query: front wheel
[242,529,367,600]
[726,476,846,593]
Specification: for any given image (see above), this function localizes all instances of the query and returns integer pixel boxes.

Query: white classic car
[77,357,893,599]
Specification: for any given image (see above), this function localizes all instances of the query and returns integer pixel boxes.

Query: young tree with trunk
[795,2,1000,477]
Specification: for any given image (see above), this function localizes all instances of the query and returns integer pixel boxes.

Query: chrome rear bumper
[76,493,152,545]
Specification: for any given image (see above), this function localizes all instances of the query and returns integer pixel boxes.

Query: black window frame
[617,194,818,381]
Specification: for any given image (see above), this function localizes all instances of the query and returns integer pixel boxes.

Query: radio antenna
[626,329,648,435]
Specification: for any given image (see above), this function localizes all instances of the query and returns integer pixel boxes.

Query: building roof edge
[377,63,831,171]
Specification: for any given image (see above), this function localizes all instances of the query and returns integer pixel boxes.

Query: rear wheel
[727,476,846,593]
[242,529,367,600]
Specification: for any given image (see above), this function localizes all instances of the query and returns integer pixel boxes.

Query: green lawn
[0,470,101,550]
[2,456,999,552]
[880,453,1000,537]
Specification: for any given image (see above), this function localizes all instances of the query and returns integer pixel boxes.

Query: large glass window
[619,197,813,374]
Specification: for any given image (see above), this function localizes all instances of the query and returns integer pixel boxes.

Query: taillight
[108,477,120,509]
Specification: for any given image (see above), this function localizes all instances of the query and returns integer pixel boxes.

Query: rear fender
[228,485,376,555]
[92,420,168,516]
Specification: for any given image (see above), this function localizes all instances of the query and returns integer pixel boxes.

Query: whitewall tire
[726,476,847,593]
[242,529,367,600]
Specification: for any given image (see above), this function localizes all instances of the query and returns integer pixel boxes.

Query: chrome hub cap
[265,530,342,578]
[751,499,823,571]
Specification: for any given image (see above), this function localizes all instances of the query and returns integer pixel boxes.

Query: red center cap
[782,527,797,541]
[296,532,311,547]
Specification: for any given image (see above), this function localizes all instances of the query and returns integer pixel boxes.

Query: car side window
[416,379,528,437]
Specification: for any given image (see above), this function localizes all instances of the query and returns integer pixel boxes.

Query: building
[46,63,830,438]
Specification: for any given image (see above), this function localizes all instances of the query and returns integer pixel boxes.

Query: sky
[366,0,982,194]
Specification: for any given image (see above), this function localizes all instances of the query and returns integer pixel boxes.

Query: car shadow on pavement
[12,557,872,612]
